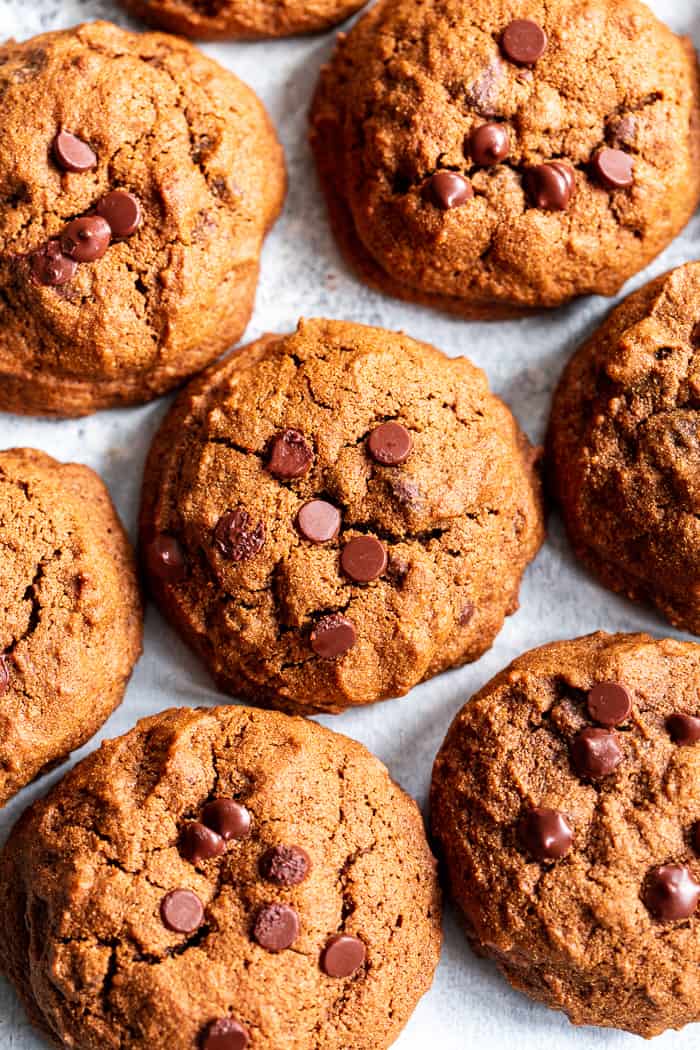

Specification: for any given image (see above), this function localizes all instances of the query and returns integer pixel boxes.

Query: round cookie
[0,705,442,1050]
[549,262,700,635]
[0,448,142,807]
[139,317,544,714]
[120,0,367,40]
[310,0,700,318]
[0,21,285,417]
[431,632,700,1038]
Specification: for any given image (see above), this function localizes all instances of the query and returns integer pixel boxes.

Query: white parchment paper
[1,0,699,1045]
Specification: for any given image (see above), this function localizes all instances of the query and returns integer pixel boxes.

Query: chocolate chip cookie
[310,0,700,318]
[121,0,367,40]
[0,448,142,807]
[0,21,285,416]
[0,705,442,1049]
[549,262,700,635]
[139,318,544,714]
[431,632,700,1037]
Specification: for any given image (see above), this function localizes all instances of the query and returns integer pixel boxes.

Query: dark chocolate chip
[667,713,700,745]
[268,429,313,479]
[644,864,700,920]
[571,728,623,779]
[30,240,77,287]
[160,889,204,934]
[201,1018,250,1050]
[53,130,97,173]
[297,500,341,544]
[214,509,265,562]
[501,19,548,65]
[427,171,474,210]
[469,123,510,166]
[367,422,413,466]
[97,190,142,237]
[525,163,575,211]
[61,216,111,262]
[519,807,573,861]
[260,845,311,887]
[587,682,632,727]
[253,903,300,952]
[321,934,366,977]
[201,799,251,841]
[180,822,225,864]
[592,148,634,190]
[310,614,357,659]
[145,534,185,583]
[341,536,388,583]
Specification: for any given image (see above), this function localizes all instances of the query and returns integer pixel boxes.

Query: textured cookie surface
[0,705,441,1050]
[0,448,142,806]
[121,0,367,40]
[549,262,700,634]
[431,632,700,1038]
[310,0,700,317]
[139,317,544,714]
[0,21,285,416]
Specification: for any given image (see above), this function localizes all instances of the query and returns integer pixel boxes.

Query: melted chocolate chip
[267,429,313,479]
[160,889,204,934]
[427,171,474,210]
[367,422,413,466]
[525,163,575,211]
[310,614,357,659]
[501,19,548,66]
[253,903,300,952]
[297,500,341,544]
[201,799,251,841]
[667,713,700,745]
[260,845,311,887]
[201,1018,250,1050]
[53,130,97,173]
[61,216,111,262]
[214,509,265,562]
[321,934,366,977]
[571,728,623,779]
[180,822,225,864]
[459,602,475,626]
[587,682,632,727]
[30,240,77,287]
[341,536,388,583]
[519,807,573,861]
[469,123,510,166]
[644,864,700,921]
[96,190,142,237]
[592,148,634,190]
[145,534,185,583]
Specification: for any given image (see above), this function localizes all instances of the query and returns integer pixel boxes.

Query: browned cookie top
[431,632,700,1038]
[0,448,142,807]
[310,0,700,317]
[549,262,700,635]
[139,318,544,714]
[0,705,441,1050]
[0,21,284,416]
[121,0,367,40]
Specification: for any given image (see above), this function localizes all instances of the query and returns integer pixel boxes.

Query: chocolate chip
[571,728,623,779]
[459,602,475,626]
[341,536,388,583]
[519,807,573,861]
[667,713,700,745]
[160,889,204,934]
[367,422,413,466]
[61,216,111,263]
[201,1018,250,1050]
[297,500,341,544]
[587,682,632,726]
[469,123,510,166]
[525,163,575,211]
[267,429,313,479]
[97,190,142,237]
[260,845,311,887]
[53,130,97,173]
[427,171,474,210]
[465,59,504,117]
[501,19,548,65]
[180,822,225,864]
[201,799,251,841]
[321,934,366,977]
[0,656,8,696]
[145,534,185,583]
[253,903,300,952]
[214,509,265,562]
[310,614,357,659]
[30,240,77,287]
[644,864,700,921]
[592,148,634,190]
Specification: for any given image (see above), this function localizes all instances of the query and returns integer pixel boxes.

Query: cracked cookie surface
[0,448,142,807]
[139,317,544,714]
[549,262,700,635]
[430,632,700,1038]
[310,0,700,318]
[0,704,442,1050]
[120,0,367,40]
[0,21,285,416]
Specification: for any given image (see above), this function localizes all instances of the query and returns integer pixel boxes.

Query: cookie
[0,21,285,417]
[0,705,442,1049]
[139,317,544,714]
[120,0,367,40]
[310,0,700,318]
[431,631,700,1038]
[0,448,142,807]
[549,262,700,635]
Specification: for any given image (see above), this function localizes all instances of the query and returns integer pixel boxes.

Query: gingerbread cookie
[0,705,441,1049]
[310,0,700,317]
[139,318,544,714]
[121,0,367,40]
[0,21,284,416]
